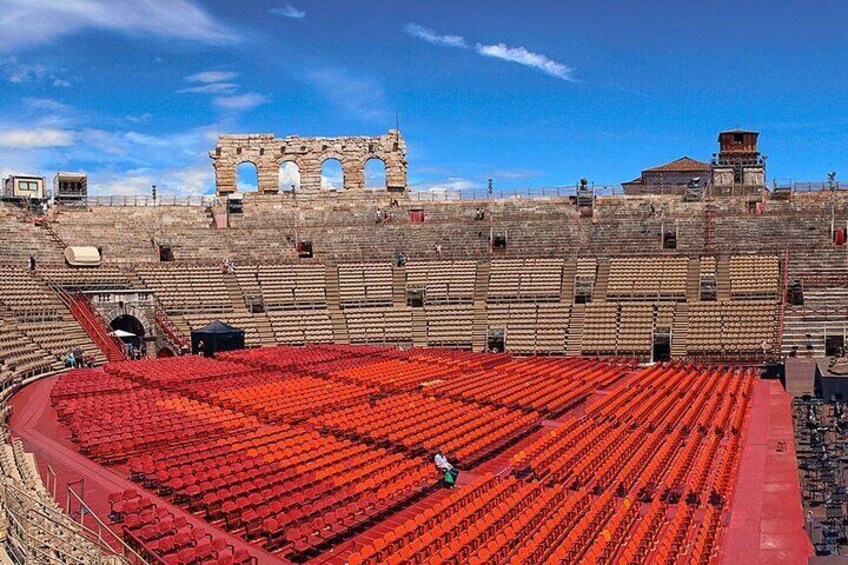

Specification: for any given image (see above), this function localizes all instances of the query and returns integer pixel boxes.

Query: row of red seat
[107,356,251,387]
[511,364,753,506]
[50,368,139,401]
[53,388,258,463]
[312,392,540,466]
[112,489,256,565]
[351,469,732,564]
[426,357,632,416]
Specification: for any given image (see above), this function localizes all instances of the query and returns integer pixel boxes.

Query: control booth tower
[711,130,766,197]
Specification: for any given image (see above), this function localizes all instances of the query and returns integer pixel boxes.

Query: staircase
[67,293,127,362]
[716,257,731,301]
[686,258,701,301]
[566,304,585,356]
[561,258,576,303]
[593,259,610,301]
[671,303,689,358]
[392,266,407,307]
[704,203,715,255]
[153,304,190,352]
[412,310,427,348]
[325,265,349,344]
[471,261,490,351]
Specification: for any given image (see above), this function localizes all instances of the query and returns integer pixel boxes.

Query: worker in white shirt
[434,449,458,488]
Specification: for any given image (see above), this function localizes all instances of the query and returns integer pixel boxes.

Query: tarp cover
[64,246,101,267]
[191,319,245,357]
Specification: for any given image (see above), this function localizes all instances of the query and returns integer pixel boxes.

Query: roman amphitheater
[0,128,840,564]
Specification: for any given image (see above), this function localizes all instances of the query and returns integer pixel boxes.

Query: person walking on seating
[434,449,458,488]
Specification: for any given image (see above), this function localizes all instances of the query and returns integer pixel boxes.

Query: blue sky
[0,0,846,195]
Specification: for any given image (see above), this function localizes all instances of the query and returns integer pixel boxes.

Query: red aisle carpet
[719,379,813,565]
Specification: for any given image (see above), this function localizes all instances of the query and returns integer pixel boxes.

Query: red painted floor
[718,379,813,565]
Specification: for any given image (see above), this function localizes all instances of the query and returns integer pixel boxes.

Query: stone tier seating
[688,300,777,356]
[405,261,477,304]
[582,303,674,357]
[606,257,688,300]
[488,259,564,303]
[40,266,134,290]
[0,433,116,564]
[137,266,232,314]
[234,264,327,310]
[0,204,65,264]
[487,304,570,354]
[729,255,779,298]
[0,267,102,364]
[338,263,393,307]
[266,310,334,344]
[425,306,475,347]
[345,307,412,344]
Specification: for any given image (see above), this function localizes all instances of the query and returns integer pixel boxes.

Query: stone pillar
[343,158,365,192]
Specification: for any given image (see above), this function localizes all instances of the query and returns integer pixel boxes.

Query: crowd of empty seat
[487,304,570,353]
[405,261,477,304]
[113,489,256,565]
[488,259,564,302]
[313,393,540,467]
[351,363,753,565]
[729,255,780,298]
[234,264,327,310]
[338,263,393,307]
[606,256,688,300]
[136,266,232,314]
[689,301,777,356]
[345,307,412,344]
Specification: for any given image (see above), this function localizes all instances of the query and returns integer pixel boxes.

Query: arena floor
[6,348,814,564]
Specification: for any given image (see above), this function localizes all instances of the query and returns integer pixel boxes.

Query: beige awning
[63,246,101,267]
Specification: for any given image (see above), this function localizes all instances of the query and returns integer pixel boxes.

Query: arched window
[321,159,344,191]
[236,162,259,192]
[279,161,301,192]
[365,158,387,190]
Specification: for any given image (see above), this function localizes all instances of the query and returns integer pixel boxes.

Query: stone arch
[320,157,345,191]
[279,160,302,192]
[101,304,155,340]
[364,157,387,190]
[211,130,407,195]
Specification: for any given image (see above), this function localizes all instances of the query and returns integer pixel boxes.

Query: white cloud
[403,24,578,82]
[126,112,153,123]
[88,165,214,196]
[24,98,69,112]
[411,177,482,194]
[279,162,301,190]
[53,77,72,87]
[307,68,387,121]
[475,43,576,81]
[185,71,238,84]
[404,23,466,48]
[271,4,305,20]
[213,93,269,111]
[0,0,234,52]
[178,82,239,94]
[0,128,74,148]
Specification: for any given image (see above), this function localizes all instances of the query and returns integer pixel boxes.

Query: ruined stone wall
[210,130,407,195]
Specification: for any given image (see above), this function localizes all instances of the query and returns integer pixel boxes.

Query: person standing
[28,255,36,273]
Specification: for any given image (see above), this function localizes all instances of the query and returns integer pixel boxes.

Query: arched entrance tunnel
[110,314,145,349]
